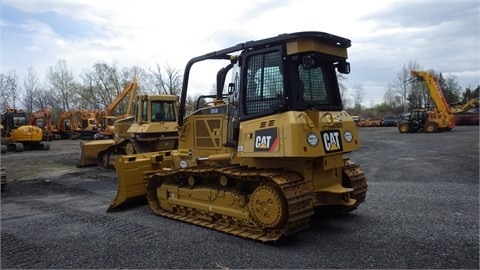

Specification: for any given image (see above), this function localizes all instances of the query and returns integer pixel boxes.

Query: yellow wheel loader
[111,31,368,242]
[78,94,179,168]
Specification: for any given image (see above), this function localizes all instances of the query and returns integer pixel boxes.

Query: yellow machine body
[397,71,456,133]
[112,32,367,242]
[78,94,179,168]
[1,108,50,151]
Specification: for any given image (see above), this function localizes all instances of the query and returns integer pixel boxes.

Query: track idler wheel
[248,183,287,229]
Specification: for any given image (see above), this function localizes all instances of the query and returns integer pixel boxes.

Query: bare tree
[0,71,19,110]
[121,65,147,86]
[350,83,365,114]
[383,84,404,114]
[407,68,461,110]
[119,65,148,113]
[23,67,41,113]
[390,60,421,113]
[78,71,99,109]
[383,84,395,108]
[440,73,462,103]
[78,62,145,115]
[47,60,78,111]
[78,61,122,110]
[34,87,56,112]
[149,62,182,96]
[117,65,147,113]
[93,61,121,109]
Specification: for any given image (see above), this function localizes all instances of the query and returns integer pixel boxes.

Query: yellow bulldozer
[108,31,367,242]
[78,94,180,168]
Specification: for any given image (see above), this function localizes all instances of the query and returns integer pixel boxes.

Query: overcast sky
[1,0,479,106]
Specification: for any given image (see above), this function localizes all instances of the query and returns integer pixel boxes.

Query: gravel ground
[1,126,479,269]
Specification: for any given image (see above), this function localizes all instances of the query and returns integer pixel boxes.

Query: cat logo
[254,127,278,152]
[321,130,343,153]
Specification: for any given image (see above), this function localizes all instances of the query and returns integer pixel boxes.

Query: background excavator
[109,31,368,242]
[95,78,138,140]
[78,94,179,168]
[52,108,97,140]
[1,108,50,152]
[78,108,98,140]
[53,109,78,139]
[397,71,456,133]
[29,108,56,141]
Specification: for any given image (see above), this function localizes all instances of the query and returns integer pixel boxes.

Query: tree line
[352,60,479,117]
[0,59,191,120]
[1,59,478,121]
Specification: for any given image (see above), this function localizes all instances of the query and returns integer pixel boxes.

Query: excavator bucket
[107,151,167,211]
[77,140,115,167]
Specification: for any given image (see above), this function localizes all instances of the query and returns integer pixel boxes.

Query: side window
[151,102,163,122]
[151,101,176,122]
[14,116,27,126]
[163,102,176,121]
[298,65,328,102]
[142,100,148,122]
[411,111,419,121]
[244,50,284,116]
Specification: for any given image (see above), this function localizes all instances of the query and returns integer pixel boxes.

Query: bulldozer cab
[238,51,344,120]
[177,32,350,128]
[135,96,178,124]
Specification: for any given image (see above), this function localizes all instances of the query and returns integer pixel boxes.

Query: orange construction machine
[397,71,456,133]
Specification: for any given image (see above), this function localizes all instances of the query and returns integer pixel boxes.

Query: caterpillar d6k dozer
[78,94,179,168]
[112,31,367,242]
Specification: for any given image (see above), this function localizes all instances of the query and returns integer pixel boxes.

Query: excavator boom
[96,78,138,139]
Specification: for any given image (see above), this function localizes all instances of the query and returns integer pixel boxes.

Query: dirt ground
[0,138,90,182]
[1,126,479,269]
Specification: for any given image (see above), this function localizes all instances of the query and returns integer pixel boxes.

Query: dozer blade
[107,152,166,212]
[78,140,115,167]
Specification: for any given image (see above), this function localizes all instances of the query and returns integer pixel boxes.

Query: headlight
[344,130,353,143]
[306,132,319,147]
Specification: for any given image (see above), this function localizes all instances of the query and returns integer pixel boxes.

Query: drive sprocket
[248,183,287,229]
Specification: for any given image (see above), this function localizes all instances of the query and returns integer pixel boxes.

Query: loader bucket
[78,139,115,167]
[107,152,166,211]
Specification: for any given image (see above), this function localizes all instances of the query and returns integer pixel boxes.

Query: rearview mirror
[336,61,350,74]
